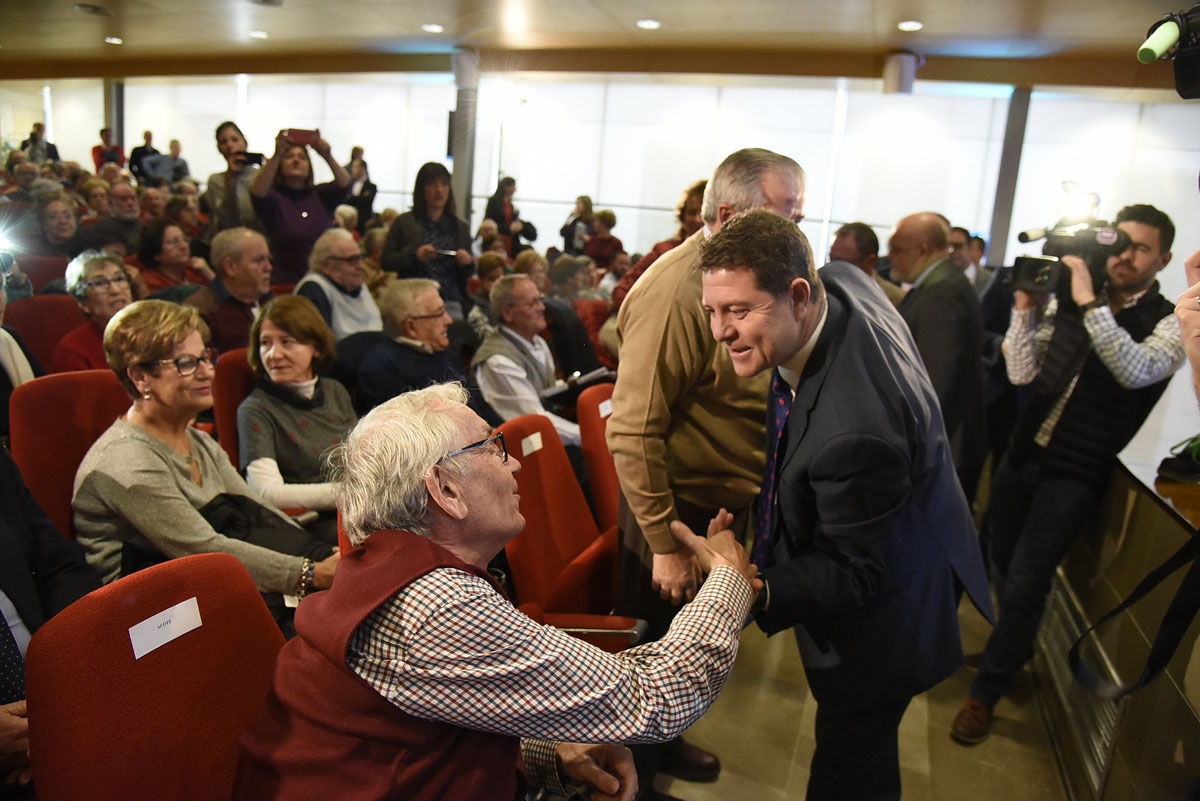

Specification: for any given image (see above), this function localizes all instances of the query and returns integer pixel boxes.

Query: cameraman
[951,204,1184,745]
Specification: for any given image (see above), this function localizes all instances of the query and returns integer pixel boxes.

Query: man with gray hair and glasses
[607,147,804,796]
[233,382,761,801]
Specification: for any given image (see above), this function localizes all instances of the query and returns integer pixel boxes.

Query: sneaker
[950,698,994,745]
[1158,434,1200,483]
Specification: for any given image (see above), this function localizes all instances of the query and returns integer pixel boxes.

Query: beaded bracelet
[295,557,315,599]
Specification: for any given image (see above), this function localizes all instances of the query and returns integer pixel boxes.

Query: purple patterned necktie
[750,370,791,570]
[0,622,25,704]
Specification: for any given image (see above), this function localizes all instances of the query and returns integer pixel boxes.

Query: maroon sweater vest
[231,530,526,801]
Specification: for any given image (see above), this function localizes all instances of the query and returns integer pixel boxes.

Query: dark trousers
[807,694,912,801]
[970,451,1099,707]
[614,490,754,789]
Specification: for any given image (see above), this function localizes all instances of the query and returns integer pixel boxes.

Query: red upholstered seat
[4,294,87,371]
[213,346,256,467]
[499,413,618,614]
[270,283,294,296]
[20,255,69,293]
[25,553,285,801]
[576,383,619,532]
[9,370,130,538]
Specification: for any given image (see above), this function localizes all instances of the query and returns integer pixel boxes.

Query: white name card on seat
[128,596,203,660]
[521,431,543,456]
[598,399,613,419]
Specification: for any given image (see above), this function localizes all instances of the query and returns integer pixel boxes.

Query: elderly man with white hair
[233,382,760,801]
[295,227,381,340]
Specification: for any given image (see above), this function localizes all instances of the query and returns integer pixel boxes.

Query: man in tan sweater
[607,148,805,799]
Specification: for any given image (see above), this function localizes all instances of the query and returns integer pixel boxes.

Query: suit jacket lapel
[779,294,847,472]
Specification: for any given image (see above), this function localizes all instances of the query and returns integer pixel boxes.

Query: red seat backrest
[20,255,70,293]
[4,294,87,371]
[26,553,285,801]
[213,347,256,467]
[576,383,620,532]
[9,370,130,538]
[500,414,607,610]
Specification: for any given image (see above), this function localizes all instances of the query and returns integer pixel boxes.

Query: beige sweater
[607,230,769,554]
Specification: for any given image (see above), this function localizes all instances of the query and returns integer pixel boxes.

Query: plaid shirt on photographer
[1003,288,1184,447]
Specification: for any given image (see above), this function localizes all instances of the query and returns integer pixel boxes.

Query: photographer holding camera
[951,203,1184,745]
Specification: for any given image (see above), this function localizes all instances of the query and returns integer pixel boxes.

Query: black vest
[1012,286,1174,485]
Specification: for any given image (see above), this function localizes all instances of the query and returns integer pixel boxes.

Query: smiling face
[42,200,76,243]
[702,267,808,378]
[258,318,317,384]
[501,277,547,340]
[80,260,133,326]
[137,329,214,418]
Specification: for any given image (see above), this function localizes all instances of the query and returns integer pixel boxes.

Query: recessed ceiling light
[636,19,661,30]
[104,36,123,45]
[897,20,924,32]
[248,29,269,39]
[73,3,112,16]
[422,23,444,34]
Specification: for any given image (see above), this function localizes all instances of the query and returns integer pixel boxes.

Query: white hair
[307,227,357,277]
[699,148,805,225]
[379,277,440,338]
[329,382,470,546]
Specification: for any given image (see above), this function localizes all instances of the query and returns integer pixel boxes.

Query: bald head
[888,212,950,283]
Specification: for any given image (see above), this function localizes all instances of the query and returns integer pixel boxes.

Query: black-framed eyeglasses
[441,431,508,464]
[84,274,129,291]
[145,348,218,377]
[327,254,364,264]
[409,306,448,321]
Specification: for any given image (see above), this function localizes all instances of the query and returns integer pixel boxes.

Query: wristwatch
[1079,298,1106,314]
[750,576,770,617]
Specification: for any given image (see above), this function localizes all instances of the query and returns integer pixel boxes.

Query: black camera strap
[1069,530,1200,698]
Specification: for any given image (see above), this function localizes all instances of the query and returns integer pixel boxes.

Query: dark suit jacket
[0,448,100,638]
[758,263,992,707]
[898,257,987,483]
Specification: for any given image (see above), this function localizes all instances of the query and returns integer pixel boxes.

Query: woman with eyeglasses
[238,297,357,532]
[73,300,340,618]
[296,228,381,341]
[139,217,216,293]
[52,251,134,372]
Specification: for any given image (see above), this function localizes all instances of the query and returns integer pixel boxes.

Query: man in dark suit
[892,213,987,505]
[0,448,102,796]
[691,210,992,801]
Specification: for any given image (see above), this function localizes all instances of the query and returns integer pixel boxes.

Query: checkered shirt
[348,564,752,793]
[1002,292,1184,446]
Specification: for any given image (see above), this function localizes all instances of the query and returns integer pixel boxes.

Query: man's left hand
[1063,255,1097,306]
[556,742,637,801]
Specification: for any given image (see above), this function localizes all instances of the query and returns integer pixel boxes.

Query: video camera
[1011,219,1131,296]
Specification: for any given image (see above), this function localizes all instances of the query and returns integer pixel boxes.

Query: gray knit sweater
[73,418,304,593]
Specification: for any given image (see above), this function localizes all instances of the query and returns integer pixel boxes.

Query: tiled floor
[656,603,1069,800]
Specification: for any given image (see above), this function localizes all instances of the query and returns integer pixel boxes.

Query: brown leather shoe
[660,737,721,782]
[950,698,994,745]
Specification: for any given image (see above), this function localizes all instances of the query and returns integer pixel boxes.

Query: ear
[425,464,469,521]
[1158,251,1172,273]
[715,203,736,229]
[863,254,878,273]
[402,317,419,340]
[126,364,149,393]
[788,277,812,318]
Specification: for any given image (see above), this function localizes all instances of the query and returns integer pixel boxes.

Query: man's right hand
[0,700,30,777]
[651,549,700,606]
[670,510,762,593]
[1013,288,1036,310]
